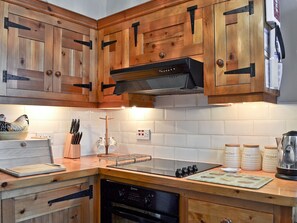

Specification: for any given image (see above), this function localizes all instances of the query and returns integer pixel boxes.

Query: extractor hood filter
[110,58,204,96]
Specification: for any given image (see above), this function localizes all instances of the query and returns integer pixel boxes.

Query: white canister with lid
[241,144,262,171]
[224,144,241,168]
[262,146,278,172]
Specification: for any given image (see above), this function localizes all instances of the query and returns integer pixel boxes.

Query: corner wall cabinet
[1,177,95,223]
[98,0,279,106]
[0,1,98,107]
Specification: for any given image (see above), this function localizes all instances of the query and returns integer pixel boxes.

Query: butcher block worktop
[0,155,295,207]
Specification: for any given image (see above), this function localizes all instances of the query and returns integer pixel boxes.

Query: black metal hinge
[223,1,254,15]
[101,40,117,50]
[2,70,30,83]
[101,82,116,92]
[132,21,140,47]
[73,82,92,91]
[48,185,93,206]
[187,5,198,34]
[224,63,255,77]
[74,40,93,50]
[4,17,31,30]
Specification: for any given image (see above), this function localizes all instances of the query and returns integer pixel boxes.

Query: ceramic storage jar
[262,146,278,172]
[241,144,262,171]
[224,144,241,168]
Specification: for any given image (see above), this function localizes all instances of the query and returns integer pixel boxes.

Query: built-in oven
[101,179,179,223]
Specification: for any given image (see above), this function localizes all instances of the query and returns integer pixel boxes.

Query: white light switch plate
[136,129,151,140]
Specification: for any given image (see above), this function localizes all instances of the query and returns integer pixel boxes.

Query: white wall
[41,0,150,19]
[41,0,106,19]
[106,0,150,17]
[278,1,297,102]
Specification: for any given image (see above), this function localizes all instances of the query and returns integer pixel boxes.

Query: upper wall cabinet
[99,27,154,108]
[205,0,279,103]
[129,0,205,66]
[0,2,98,106]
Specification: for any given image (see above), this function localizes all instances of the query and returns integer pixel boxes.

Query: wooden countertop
[0,155,297,207]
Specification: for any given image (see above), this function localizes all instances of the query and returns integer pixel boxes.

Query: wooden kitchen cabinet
[205,0,279,103]
[187,198,274,223]
[1,177,95,223]
[0,2,98,106]
[98,21,154,108]
[129,0,205,66]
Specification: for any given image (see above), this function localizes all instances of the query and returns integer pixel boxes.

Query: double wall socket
[136,129,151,140]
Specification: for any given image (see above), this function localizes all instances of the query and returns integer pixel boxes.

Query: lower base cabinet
[1,177,95,223]
[188,199,273,223]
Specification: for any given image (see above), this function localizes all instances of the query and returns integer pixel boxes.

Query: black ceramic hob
[108,157,221,178]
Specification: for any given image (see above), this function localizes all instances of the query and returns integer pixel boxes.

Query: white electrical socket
[136,129,151,140]
[32,133,54,144]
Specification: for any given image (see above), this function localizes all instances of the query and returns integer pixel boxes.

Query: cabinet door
[53,27,91,102]
[99,28,154,108]
[4,4,97,104]
[129,1,204,66]
[6,13,53,94]
[2,179,93,223]
[188,199,273,223]
[207,0,267,97]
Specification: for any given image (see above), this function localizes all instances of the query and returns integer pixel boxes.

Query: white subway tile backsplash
[237,102,269,120]
[269,104,297,120]
[175,147,198,161]
[198,121,224,135]
[186,107,211,120]
[164,134,186,147]
[155,121,175,133]
[151,134,164,145]
[225,121,253,135]
[174,94,197,107]
[155,95,174,108]
[286,120,297,132]
[198,149,223,164]
[254,120,286,136]
[238,136,270,147]
[175,121,198,134]
[145,109,164,121]
[211,104,238,120]
[211,135,239,149]
[154,146,175,159]
[165,108,186,120]
[120,121,137,132]
[4,100,297,162]
[187,135,211,148]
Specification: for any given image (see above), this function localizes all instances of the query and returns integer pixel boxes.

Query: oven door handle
[111,206,162,223]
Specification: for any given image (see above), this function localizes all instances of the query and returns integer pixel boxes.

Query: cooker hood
[110,58,203,95]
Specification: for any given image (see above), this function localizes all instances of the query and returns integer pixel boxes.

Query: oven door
[109,204,178,223]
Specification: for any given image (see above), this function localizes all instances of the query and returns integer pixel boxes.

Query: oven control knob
[144,194,153,207]
[175,168,183,178]
[187,165,194,174]
[182,167,189,177]
[118,189,126,199]
[192,165,198,173]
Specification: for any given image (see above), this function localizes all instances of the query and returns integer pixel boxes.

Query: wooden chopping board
[0,163,66,177]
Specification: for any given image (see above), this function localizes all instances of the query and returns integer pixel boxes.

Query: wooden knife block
[64,133,81,159]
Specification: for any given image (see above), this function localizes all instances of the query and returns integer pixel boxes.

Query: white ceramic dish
[221,167,241,173]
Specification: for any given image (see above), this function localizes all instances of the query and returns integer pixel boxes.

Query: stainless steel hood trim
[110,58,203,96]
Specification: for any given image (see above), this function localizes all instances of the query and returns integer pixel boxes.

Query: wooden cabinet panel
[99,27,154,108]
[205,0,278,103]
[1,177,93,223]
[188,198,274,223]
[2,3,97,104]
[129,0,204,66]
